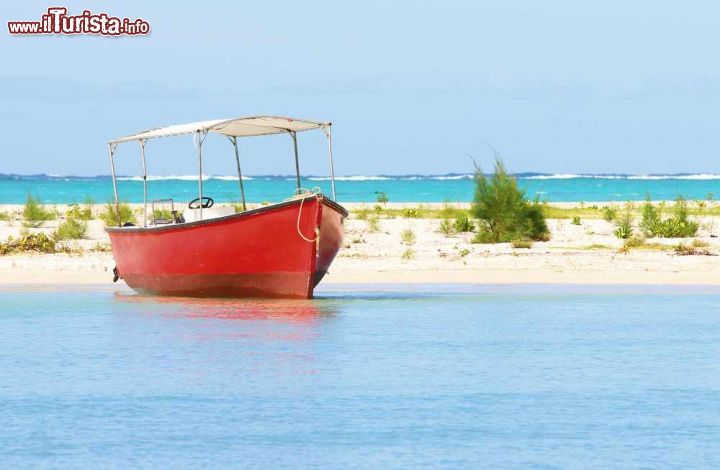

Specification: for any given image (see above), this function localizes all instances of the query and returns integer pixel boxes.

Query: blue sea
[1,284,720,468]
[1,173,720,204]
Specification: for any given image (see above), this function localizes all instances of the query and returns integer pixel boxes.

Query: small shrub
[90,242,112,253]
[23,194,56,228]
[641,196,698,238]
[0,232,58,255]
[674,243,711,256]
[99,202,137,227]
[402,208,422,218]
[470,158,549,242]
[614,207,633,239]
[458,248,470,257]
[375,191,389,204]
[366,215,380,233]
[453,214,475,232]
[601,206,617,221]
[0,212,9,221]
[511,238,532,249]
[354,206,370,220]
[692,239,710,248]
[401,228,416,245]
[571,216,581,225]
[54,218,88,240]
[439,219,454,236]
[471,227,495,244]
[66,200,93,220]
[439,202,466,220]
[623,235,646,250]
[401,248,415,260]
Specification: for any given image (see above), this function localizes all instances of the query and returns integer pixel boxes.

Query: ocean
[1,173,720,204]
[1,284,720,467]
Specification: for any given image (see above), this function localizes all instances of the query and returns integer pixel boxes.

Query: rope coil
[294,187,321,242]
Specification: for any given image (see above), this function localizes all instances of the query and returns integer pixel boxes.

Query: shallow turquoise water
[2,174,720,203]
[1,285,720,468]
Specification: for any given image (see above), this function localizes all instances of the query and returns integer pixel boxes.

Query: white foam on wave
[523,173,720,180]
[429,174,474,180]
[117,175,254,181]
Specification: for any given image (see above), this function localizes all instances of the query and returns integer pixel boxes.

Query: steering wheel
[188,197,214,209]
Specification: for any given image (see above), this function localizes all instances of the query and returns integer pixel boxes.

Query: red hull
[107,196,347,299]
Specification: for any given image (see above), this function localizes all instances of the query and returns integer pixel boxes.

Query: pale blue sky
[1,1,720,176]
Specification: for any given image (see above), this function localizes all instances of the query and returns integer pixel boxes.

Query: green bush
[66,199,94,221]
[571,216,581,225]
[614,207,633,239]
[511,238,533,249]
[453,214,475,232]
[401,208,422,218]
[54,217,88,240]
[401,228,416,245]
[0,211,9,221]
[375,191,389,204]
[641,196,698,238]
[470,159,549,242]
[22,194,56,228]
[439,219,454,236]
[602,206,617,222]
[99,202,136,227]
[0,232,58,255]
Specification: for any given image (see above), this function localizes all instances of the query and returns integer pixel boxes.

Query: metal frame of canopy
[106,115,337,226]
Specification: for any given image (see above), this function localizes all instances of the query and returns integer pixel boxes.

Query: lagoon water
[2,174,720,203]
[1,284,720,468]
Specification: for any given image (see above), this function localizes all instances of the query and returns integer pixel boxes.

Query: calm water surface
[1,284,720,468]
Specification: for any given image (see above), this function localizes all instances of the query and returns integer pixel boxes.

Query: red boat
[106,116,347,298]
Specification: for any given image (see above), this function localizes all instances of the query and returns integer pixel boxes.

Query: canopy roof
[109,115,330,144]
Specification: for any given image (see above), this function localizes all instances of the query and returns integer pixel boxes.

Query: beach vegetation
[0,211,9,221]
[614,206,634,239]
[366,215,380,233]
[90,242,112,253]
[401,228,416,245]
[66,199,94,220]
[99,202,137,227]
[511,238,533,249]
[584,243,612,250]
[401,248,415,260]
[0,232,63,255]
[470,159,549,242]
[54,217,88,240]
[453,214,475,232]
[401,207,422,218]
[602,206,618,222]
[640,196,698,238]
[571,216,581,225]
[692,239,710,248]
[375,191,389,204]
[439,202,467,220]
[22,194,57,228]
[674,242,712,256]
[623,235,646,249]
[439,219,454,236]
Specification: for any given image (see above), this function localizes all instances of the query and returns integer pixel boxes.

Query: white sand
[1,203,719,286]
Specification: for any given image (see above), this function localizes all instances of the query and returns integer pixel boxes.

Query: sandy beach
[1,202,718,286]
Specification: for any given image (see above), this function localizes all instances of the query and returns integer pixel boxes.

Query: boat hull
[107,196,346,299]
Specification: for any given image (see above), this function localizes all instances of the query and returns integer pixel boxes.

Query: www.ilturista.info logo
[8,7,150,36]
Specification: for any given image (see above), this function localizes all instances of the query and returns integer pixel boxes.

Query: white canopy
[109,115,330,144]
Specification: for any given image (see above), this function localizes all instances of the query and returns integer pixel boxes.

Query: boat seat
[183,206,235,223]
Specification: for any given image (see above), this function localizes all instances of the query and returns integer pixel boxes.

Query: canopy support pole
[230,136,246,211]
[324,125,337,201]
[108,143,120,227]
[197,130,208,221]
[139,139,148,227]
[290,131,301,190]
